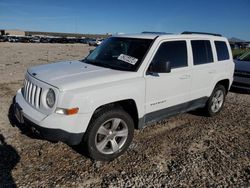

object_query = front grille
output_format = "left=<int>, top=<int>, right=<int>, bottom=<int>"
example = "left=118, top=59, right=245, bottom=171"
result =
left=23, top=79, right=42, bottom=109
left=234, top=71, right=250, bottom=78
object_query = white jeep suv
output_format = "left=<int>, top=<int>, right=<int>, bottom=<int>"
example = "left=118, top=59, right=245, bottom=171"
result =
left=14, top=32, right=234, bottom=161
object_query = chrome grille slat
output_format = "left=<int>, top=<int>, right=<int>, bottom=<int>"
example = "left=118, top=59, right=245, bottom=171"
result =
left=27, top=81, right=30, bottom=101
left=35, top=87, right=41, bottom=108
left=38, top=88, right=42, bottom=107
left=22, top=78, right=42, bottom=109
left=23, top=79, right=27, bottom=99
left=28, top=82, right=33, bottom=103
left=25, top=80, right=28, bottom=99
left=31, top=85, right=36, bottom=105
left=25, top=79, right=28, bottom=99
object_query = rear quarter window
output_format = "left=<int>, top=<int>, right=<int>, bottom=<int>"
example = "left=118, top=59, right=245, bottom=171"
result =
left=191, top=40, right=214, bottom=65
left=215, top=41, right=230, bottom=61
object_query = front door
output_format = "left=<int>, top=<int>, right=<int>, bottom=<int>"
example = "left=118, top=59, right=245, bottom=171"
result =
left=145, top=40, right=191, bottom=121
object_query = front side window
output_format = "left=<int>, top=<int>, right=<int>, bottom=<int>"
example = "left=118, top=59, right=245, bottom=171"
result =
left=215, top=41, right=229, bottom=61
left=85, top=37, right=153, bottom=71
left=191, top=40, right=213, bottom=65
left=151, top=41, right=188, bottom=69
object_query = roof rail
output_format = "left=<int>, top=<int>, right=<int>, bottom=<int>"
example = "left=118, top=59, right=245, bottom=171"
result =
left=141, top=31, right=172, bottom=35
left=181, top=31, right=222, bottom=37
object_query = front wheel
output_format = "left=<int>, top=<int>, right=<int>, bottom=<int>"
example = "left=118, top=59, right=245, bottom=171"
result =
left=83, top=107, right=134, bottom=161
left=204, top=85, right=226, bottom=116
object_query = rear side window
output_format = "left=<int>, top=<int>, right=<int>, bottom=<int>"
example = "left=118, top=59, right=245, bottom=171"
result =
left=151, top=41, right=187, bottom=69
left=191, top=40, right=213, bottom=65
left=215, top=41, right=229, bottom=61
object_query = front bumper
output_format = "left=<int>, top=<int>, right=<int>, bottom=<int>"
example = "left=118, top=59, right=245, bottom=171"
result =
left=14, top=89, right=91, bottom=145
left=22, top=116, right=84, bottom=145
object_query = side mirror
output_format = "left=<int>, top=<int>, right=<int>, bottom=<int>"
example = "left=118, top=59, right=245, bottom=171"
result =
left=149, top=61, right=171, bottom=73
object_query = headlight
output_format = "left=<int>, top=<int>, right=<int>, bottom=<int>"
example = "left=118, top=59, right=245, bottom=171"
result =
left=46, top=89, right=55, bottom=108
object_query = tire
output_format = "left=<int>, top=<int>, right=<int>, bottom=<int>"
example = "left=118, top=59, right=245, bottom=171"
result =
left=83, top=107, right=134, bottom=161
left=204, top=84, right=226, bottom=117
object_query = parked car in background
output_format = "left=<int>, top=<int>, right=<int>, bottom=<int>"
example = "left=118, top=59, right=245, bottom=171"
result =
left=96, top=39, right=104, bottom=46
left=78, top=38, right=87, bottom=44
left=40, top=37, right=52, bottom=43
left=88, top=38, right=97, bottom=46
left=18, top=36, right=31, bottom=43
left=29, top=36, right=40, bottom=43
left=0, top=35, right=8, bottom=42
left=82, top=38, right=93, bottom=44
left=88, top=38, right=103, bottom=46
left=8, top=36, right=19, bottom=42
left=232, top=51, right=250, bottom=91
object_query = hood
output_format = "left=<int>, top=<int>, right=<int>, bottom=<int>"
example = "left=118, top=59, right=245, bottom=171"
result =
left=28, top=60, right=137, bottom=91
left=234, top=60, right=250, bottom=72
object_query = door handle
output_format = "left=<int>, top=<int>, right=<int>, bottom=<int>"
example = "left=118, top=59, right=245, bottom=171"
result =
left=179, top=75, right=190, bottom=79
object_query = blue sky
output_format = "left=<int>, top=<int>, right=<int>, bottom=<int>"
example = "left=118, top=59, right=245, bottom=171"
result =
left=0, top=0, right=250, bottom=40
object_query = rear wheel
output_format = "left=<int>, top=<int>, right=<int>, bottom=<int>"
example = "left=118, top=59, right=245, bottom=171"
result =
left=83, top=107, right=134, bottom=161
left=204, top=85, right=226, bottom=116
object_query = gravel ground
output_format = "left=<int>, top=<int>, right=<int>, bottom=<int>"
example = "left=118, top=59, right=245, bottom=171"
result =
left=0, top=43, right=249, bottom=187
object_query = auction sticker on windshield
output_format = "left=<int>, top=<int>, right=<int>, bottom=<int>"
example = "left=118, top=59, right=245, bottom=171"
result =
left=118, top=54, right=138, bottom=65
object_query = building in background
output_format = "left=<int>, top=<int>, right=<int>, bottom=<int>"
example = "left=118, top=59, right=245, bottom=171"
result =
left=229, top=37, right=250, bottom=49
left=0, top=29, right=25, bottom=36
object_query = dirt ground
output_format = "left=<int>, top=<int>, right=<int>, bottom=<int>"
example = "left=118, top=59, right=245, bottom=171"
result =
left=0, top=42, right=249, bottom=187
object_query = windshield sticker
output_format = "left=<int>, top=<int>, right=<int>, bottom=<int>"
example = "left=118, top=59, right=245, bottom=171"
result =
left=118, top=54, right=138, bottom=65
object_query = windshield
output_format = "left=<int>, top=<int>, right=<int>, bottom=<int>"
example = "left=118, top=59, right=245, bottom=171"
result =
left=84, top=37, right=153, bottom=71
left=238, top=51, right=250, bottom=61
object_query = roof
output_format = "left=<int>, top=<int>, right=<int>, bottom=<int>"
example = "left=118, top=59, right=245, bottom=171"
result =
left=114, top=33, right=226, bottom=40
left=114, top=33, right=160, bottom=39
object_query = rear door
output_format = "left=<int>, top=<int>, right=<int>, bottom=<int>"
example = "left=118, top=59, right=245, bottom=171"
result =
left=189, top=40, right=215, bottom=100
